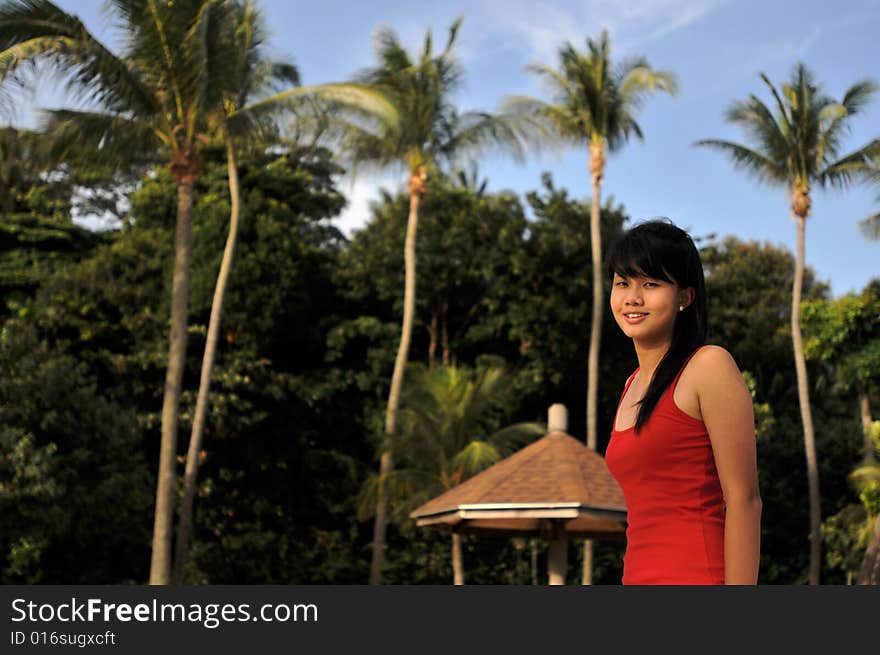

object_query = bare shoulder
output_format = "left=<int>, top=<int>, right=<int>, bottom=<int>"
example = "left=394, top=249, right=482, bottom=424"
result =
left=691, top=345, right=741, bottom=374
left=689, top=345, right=748, bottom=395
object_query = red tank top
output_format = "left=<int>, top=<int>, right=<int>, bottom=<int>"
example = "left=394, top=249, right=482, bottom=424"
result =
left=605, top=347, right=725, bottom=585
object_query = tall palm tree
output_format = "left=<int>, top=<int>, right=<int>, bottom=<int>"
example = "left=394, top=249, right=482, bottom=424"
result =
left=172, top=2, right=395, bottom=583
left=171, top=0, right=293, bottom=584
left=696, top=63, right=879, bottom=584
left=357, top=364, right=544, bottom=584
left=0, top=0, right=248, bottom=585
left=503, top=30, right=677, bottom=584
left=336, top=18, right=526, bottom=584
left=0, top=0, right=394, bottom=585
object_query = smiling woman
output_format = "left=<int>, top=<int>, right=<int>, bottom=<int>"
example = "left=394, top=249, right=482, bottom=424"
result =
left=603, top=219, right=762, bottom=585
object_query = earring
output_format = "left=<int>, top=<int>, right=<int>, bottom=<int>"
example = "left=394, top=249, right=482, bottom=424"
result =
left=679, top=305, right=684, bottom=312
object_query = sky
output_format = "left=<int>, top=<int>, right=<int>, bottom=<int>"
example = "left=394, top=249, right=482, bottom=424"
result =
left=14, top=0, right=880, bottom=298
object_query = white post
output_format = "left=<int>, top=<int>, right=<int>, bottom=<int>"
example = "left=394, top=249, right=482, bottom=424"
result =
left=548, top=404, right=568, bottom=433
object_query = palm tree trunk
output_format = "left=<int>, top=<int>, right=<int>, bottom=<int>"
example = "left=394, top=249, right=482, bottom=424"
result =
left=791, top=212, right=822, bottom=585
left=582, top=140, right=604, bottom=585
left=172, top=127, right=241, bottom=584
left=442, top=302, right=450, bottom=365
left=452, top=533, right=465, bottom=585
left=858, top=382, right=875, bottom=465
left=428, top=310, right=437, bottom=370
left=370, top=168, right=424, bottom=585
left=149, top=178, right=194, bottom=585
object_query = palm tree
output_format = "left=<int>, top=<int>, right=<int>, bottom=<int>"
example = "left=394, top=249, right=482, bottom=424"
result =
left=170, top=0, right=294, bottom=584
left=357, top=363, right=544, bottom=584
left=0, top=0, right=248, bottom=585
left=335, top=18, right=526, bottom=584
left=0, top=0, right=393, bottom=585
left=696, top=63, right=879, bottom=584
left=503, top=30, right=677, bottom=584
left=172, top=2, right=395, bottom=583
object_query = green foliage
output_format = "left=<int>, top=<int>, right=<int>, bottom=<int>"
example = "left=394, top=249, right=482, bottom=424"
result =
left=802, top=280, right=880, bottom=390
left=822, top=421, right=880, bottom=581
left=357, top=363, right=544, bottom=525
left=337, top=17, right=523, bottom=177
left=695, top=63, right=878, bottom=192
left=504, top=30, right=677, bottom=149
left=0, top=326, right=152, bottom=583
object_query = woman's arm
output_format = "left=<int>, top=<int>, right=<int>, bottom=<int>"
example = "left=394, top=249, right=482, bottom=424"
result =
left=693, top=346, right=763, bottom=585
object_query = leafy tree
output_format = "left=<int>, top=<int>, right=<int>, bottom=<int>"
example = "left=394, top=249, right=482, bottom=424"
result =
left=695, top=63, right=879, bottom=584
left=357, top=363, right=544, bottom=584
left=175, top=0, right=395, bottom=583
left=821, top=421, right=880, bottom=584
left=802, top=281, right=880, bottom=463
left=0, top=0, right=257, bottom=583
left=0, top=327, right=152, bottom=583
left=336, top=17, right=526, bottom=584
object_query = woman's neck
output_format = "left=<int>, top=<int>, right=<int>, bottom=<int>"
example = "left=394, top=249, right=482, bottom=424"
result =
left=633, top=339, right=672, bottom=384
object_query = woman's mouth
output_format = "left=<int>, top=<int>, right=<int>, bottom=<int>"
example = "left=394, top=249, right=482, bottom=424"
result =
left=623, top=312, right=648, bottom=324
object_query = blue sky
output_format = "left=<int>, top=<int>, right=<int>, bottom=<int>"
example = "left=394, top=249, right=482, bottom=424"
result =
left=18, top=0, right=880, bottom=297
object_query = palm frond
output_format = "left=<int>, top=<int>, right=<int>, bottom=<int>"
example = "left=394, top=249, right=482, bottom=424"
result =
left=618, top=63, right=679, bottom=109
left=724, top=95, right=790, bottom=168
left=450, top=440, right=502, bottom=479
left=819, top=138, right=880, bottom=189
left=444, top=111, right=527, bottom=163
left=694, top=138, right=788, bottom=184
left=234, top=82, right=398, bottom=130
left=840, top=79, right=878, bottom=116
left=0, top=0, right=158, bottom=115
left=39, top=108, right=161, bottom=168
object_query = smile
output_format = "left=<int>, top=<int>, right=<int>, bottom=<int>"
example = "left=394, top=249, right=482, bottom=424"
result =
left=623, top=313, right=648, bottom=324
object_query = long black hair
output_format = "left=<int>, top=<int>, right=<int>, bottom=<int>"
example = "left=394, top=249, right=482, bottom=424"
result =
left=606, top=219, right=708, bottom=433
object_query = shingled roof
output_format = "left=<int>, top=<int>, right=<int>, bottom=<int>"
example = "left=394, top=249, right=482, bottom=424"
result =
left=410, top=431, right=627, bottom=539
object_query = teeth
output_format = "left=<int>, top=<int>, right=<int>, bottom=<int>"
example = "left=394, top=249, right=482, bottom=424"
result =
left=625, top=313, right=645, bottom=317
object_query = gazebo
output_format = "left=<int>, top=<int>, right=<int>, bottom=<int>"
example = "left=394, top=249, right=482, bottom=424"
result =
left=410, top=404, right=627, bottom=584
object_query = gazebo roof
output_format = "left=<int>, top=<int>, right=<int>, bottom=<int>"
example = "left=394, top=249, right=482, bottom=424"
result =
left=410, top=431, right=627, bottom=539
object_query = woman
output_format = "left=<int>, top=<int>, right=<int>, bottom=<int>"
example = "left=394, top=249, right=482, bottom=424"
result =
left=604, top=219, right=762, bottom=585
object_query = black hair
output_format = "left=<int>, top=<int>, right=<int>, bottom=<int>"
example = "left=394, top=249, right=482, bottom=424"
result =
left=606, top=218, right=708, bottom=433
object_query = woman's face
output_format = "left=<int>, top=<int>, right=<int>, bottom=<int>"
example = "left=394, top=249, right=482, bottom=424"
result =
left=610, top=273, right=692, bottom=345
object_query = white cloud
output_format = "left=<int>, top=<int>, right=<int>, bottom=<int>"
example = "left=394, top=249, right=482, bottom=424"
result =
left=485, top=0, right=725, bottom=61
left=334, top=172, right=399, bottom=236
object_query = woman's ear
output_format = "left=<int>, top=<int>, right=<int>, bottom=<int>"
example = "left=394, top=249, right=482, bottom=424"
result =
left=680, top=287, right=695, bottom=308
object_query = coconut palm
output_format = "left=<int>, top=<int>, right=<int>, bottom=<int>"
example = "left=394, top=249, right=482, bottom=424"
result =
left=357, top=363, right=544, bottom=584
left=0, top=0, right=394, bottom=585
left=335, top=18, right=527, bottom=584
left=172, top=2, right=395, bottom=583
left=696, top=63, right=879, bottom=584
left=0, top=0, right=248, bottom=585
left=170, top=0, right=295, bottom=585
left=503, top=30, right=677, bottom=584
